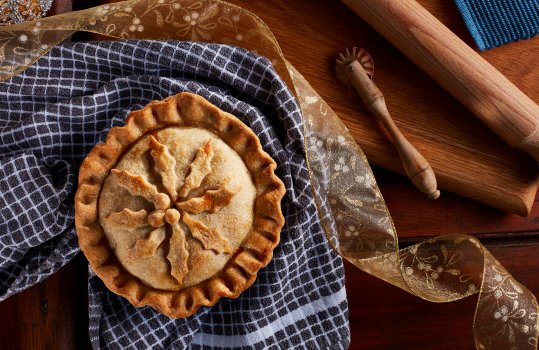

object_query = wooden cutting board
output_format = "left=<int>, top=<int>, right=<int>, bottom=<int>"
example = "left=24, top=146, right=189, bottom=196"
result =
left=94, top=0, right=539, bottom=215
left=231, top=0, right=539, bottom=216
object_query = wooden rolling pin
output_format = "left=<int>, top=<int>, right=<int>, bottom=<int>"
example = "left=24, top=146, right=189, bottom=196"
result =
left=341, top=0, right=539, bottom=163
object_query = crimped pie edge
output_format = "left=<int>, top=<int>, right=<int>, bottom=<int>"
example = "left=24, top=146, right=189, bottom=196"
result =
left=75, top=92, right=286, bottom=318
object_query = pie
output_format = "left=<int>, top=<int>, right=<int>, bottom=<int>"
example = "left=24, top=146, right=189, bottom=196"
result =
left=75, top=92, right=286, bottom=318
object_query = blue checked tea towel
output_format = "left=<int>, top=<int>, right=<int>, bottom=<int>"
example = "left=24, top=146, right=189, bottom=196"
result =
left=455, top=0, right=539, bottom=50
left=0, top=40, right=350, bottom=349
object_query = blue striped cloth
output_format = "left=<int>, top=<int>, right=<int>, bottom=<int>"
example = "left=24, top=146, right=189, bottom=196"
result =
left=455, top=0, right=539, bottom=50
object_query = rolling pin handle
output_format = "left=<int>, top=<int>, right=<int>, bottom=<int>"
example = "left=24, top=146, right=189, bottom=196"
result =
left=344, top=60, right=440, bottom=199
left=520, top=128, right=539, bottom=163
left=370, top=99, right=440, bottom=200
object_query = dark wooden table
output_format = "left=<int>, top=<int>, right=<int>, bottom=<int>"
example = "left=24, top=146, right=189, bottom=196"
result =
left=1, top=1, right=538, bottom=349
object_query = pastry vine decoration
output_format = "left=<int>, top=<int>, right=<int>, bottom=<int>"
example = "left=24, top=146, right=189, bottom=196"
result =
left=104, top=136, right=236, bottom=285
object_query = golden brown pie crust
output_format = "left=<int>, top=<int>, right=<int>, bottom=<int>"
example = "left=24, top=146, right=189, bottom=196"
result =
left=75, top=92, right=286, bottom=318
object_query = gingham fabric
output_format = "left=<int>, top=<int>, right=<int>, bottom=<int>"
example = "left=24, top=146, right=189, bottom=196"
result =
left=0, top=40, right=350, bottom=349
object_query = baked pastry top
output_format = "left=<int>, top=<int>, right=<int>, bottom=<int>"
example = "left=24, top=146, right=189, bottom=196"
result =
left=75, top=92, right=285, bottom=318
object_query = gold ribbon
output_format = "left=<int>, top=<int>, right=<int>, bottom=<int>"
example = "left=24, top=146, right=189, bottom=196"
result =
left=0, top=1, right=537, bottom=348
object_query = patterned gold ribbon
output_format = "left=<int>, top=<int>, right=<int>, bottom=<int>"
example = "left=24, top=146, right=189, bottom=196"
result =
left=0, top=1, right=537, bottom=348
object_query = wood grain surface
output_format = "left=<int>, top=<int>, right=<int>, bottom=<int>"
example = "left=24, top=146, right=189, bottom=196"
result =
left=342, top=0, right=539, bottom=164
left=0, top=1, right=538, bottom=350
left=233, top=0, right=539, bottom=216
left=345, top=243, right=539, bottom=350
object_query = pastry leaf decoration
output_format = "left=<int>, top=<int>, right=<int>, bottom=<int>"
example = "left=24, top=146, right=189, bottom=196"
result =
left=149, top=135, right=178, bottom=202
left=105, top=208, right=148, bottom=229
left=176, top=187, right=238, bottom=214
left=167, top=223, right=190, bottom=284
left=125, top=227, right=166, bottom=263
left=110, top=169, right=159, bottom=201
left=179, top=139, right=214, bottom=198
left=182, top=212, right=231, bottom=254
left=103, top=137, right=237, bottom=286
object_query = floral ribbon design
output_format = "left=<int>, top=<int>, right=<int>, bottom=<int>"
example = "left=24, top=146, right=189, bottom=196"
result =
left=0, top=1, right=537, bottom=349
